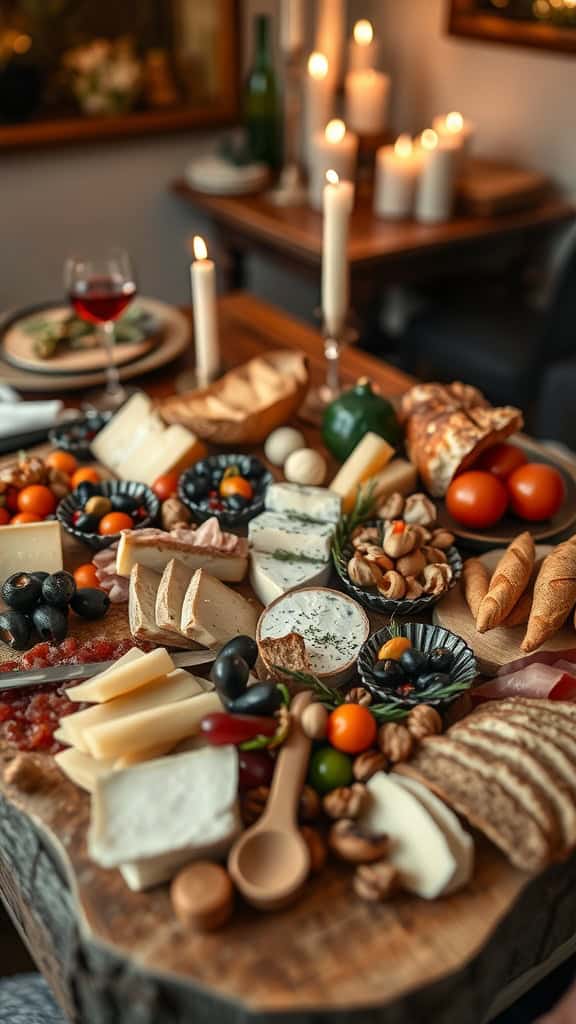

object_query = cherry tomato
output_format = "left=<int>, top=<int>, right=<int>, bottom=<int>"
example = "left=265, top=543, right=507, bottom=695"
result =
left=308, top=746, right=354, bottom=794
left=507, top=463, right=565, bottom=522
left=0, top=508, right=10, bottom=526
left=10, top=512, right=41, bottom=525
left=152, top=471, right=181, bottom=501
left=73, top=563, right=101, bottom=590
left=98, top=512, right=134, bottom=536
left=5, top=486, right=19, bottom=512
left=446, top=471, right=508, bottom=529
left=71, top=467, right=101, bottom=489
left=17, top=484, right=56, bottom=518
left=45, top=450, right=78, bottom=476
left=219, top=476, right=254, bottom=501
left=326, top=704, right=377, bottom=755
left=475, top=443, right=527, bottom=480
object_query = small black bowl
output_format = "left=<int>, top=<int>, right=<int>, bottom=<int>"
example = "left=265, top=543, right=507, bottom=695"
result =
left=179, top=453, right=272, bottom=529
left=358, top=622, right=477, bottom=709
left=56, top=479, right=160, bottom=552
left=49, top=412, right=112, bottom=463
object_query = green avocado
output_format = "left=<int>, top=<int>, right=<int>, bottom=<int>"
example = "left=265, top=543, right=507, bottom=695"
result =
left=322, top=378, right=402, bottom=462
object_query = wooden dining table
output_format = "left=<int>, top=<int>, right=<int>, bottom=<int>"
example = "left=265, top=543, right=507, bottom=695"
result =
left=2, top=291, right=576, bottom=1024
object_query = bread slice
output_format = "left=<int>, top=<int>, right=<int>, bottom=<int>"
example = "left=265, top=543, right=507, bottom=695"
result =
left=472, top=702, right=576, bottom=751
left=129, top=564, right=199, bottom=649
left=258, top=631, right=313, bottom=686
left=156, top=559, right=199, bottom=645
left=396, top=748, right=551, bottom=872
left=180, top=569, right=259, bottom=648
left=480, top=697, right=576, bottom=723
left=472, top=707, right=576, bottom=772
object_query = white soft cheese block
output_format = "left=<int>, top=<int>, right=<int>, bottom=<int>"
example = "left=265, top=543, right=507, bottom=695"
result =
left=89, top=746, right=239, bottom=888
left=115, top=531, right=247, bottom=583
left=330, top=432, right=395, bottom=513
left=181, top=569, right=259, bottom=647
left=0, top=520, right=63, bottom=582
left=361, top=774, right=460, bottom=900
left=264, top=483, right=342, bottom=524
left=249, top=511, right=334, bottom=564
left=393, top=774, right=474, bottom=894
left=67, top=647, right=174, bottom=704
left=55, top=748, right=115, bottom=793
left=59, top=668, right=208, bottom=753
left=249, top=551, right=331, bottom=608
left=83, top=690, right=221, bottom=761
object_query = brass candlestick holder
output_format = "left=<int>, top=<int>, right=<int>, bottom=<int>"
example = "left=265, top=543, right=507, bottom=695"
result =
left=268, top=46, right=307, bottom=207
left=301, top=314, right=359, bottom=423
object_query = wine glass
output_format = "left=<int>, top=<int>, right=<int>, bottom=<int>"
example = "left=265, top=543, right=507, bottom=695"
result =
left=65, top=249, right=137, bottom=410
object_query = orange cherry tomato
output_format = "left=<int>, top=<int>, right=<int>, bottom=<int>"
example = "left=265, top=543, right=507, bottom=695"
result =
left=219, top=476, right=254, bottom=501
left=507, top=463, right=565, bottom=522
left=98, top=511, right=134, bottom=536
left=17, top=484, right=56, bottom=518
left=326, top=704, right=377, bottom=755
left=73, top=563, right=101, bottom=589
left=5, top=486, right=19, bottom=512
left=71, top=467, right=101, bottom=489
left=11, top=512, right=41, bottom=525
left=152, top=471, right=181, bottom=502
left=446, top=471, right=508, bottom=530
left=45, top=450, right=78, bottom=476
left=0, top=508, right=10, bottom=526
left=475, top=443, right=527, bottom=480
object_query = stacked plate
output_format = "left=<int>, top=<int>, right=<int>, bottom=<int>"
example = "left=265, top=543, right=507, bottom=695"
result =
left=185, top=155, right=269, bottom=196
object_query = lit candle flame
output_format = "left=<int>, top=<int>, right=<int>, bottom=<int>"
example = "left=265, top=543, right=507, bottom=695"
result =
left=421, top=129, right=439, bottom=152
left=395, top=134, right=413, bottom=158
left=193, top=235, right=208, bottom=261
left=325, top=119, right=346, bottom=144
left=326, top=169, right=340, bottom=186
left=353, top=19, right=374, bottom=45
left=445, top=111, right=464, bottom=134
left=308, top=51, right=329, bottom=79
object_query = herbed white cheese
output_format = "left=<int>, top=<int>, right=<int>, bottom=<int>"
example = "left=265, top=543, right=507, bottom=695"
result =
left=249, top=550, right=331, bottom=607
left=264, top=482, right=342, bottom=524
left=249, top=511, right=335, bottom=563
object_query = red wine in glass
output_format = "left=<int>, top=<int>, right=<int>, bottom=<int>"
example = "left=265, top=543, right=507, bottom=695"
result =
left=69, top=276, right=137, bottom=324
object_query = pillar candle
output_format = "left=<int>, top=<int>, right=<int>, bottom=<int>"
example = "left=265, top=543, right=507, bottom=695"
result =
left=303, top=52, right=334, bottom=168
left=414, top=130, right=457, bottom=225
left=190, top=235, right=219, bottom=384
left=374, top=135, right=422, bottom=220
left=315, top=0, right=345, bottom=85
left=322, top=170, right=351, bottom=339
left=309, top=119, right=358, bottom=211
left=348, top=20, right=379, bottom=72
left=345, top=69, right=390, bottom=135
left=280, top=0, right=305, bottom=55
left=432, top=111, right=475, bottom=173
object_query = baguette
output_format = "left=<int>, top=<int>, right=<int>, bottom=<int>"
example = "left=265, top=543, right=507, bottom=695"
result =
left=462, top=558, right=490, bottom=620
left=500, top=557, right=542, bottom=628
left=476, top=532, right=534, bottom=633
left=522, top=536, right=576, bottom=652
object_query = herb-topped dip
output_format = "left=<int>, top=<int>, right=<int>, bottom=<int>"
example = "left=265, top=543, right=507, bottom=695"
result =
left=256, top=587, right=370, bottom=686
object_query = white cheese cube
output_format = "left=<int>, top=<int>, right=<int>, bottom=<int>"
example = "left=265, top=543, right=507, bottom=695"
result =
left=249, top=511, right=334, bottom=564
left=249, top=551, right=331, bottom=608
left=264, top=483, right=342, bottom=524
left=0, top=521, right=63, bottom=582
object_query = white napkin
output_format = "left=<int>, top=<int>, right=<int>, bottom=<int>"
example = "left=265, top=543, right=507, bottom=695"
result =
left=0, top=386, right=63, bottom=440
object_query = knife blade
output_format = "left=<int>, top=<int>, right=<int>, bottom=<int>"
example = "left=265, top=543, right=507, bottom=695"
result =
left=0, top=649, right=218, bottom=692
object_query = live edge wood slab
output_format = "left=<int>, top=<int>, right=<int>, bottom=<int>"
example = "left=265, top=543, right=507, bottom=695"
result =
left=2, top=293, right=576, bottom=1022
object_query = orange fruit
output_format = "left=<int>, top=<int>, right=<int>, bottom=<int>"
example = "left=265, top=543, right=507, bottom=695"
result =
left=45, top=450, right=78, bottom=476
left=152, top=471, right=181, bottom=501
left=219, top=476, right=254, bottom=501
left=0, top=508, right=10, bottom=526
left=326, top=704, right=377, bottom=755
left=17, top=484, right=56, bottom=518
left=10, top=512, right=41, bottom=525
left=98, top=512, right=134, bottom=536
left=71, top=467, right=101, bottom=489
left=73, top=563, right=101, bottom=589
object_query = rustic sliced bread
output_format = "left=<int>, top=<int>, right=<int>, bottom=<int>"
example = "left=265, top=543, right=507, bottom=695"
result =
left=473, top=709, right=576, bottom=772
left=129, top=565, right=199, bottom=649
left=472, top=703, right=576, bottom=753
left=479, top=697, right=576, bottom=723
left=396, top=747, right=551, bottom=872
left=257, top=631, right=313, bottom=686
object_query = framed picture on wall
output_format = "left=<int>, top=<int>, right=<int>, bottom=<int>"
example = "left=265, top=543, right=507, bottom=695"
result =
left=448, top=0, right=576, bottom=54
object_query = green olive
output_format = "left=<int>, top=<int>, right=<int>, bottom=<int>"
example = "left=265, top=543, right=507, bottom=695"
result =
left=85, top=495, right=112, bottom=518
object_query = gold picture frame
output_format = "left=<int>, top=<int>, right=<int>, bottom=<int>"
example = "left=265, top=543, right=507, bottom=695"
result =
left=448, top=0, right=576, bottom=54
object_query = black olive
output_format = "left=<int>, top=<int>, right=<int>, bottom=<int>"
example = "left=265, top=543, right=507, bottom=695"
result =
left=42, top=571, right=77, bottom=609
left=0, top=610, right=32, bottom=650
left=400, top=648, right=429, bottom=678
left=31, top=571, right=50, bottom=585
left=1, top=572, right=42, bottom=612
left=70, top=588, right=110, bottom=620
left=372, top=661, right=406, bottom=688
left=225, top=494, right=249, bottom=513
left=110, top=493, right=139, bottom=514
left=219, top=635, right=259, bottom=668
left=246, top=456, right=266, bottom=479
left=210, top=654, right=250, bottom=702
left=377, top=659, right=405, bottom=683
left=193, top=460, right=211, bottom=479
left=75, top=481, right=101, bottom=503
left=427, top=647, right=455, bottom=673
left=184, top=478, right=209, bottom=502
left=228, top=683, right=283, bottom=717
left=415, top=671, right=452, bottom=692
left=32, top=605, right=69, bottom=644
left=75, top=512, right=100, bottom=533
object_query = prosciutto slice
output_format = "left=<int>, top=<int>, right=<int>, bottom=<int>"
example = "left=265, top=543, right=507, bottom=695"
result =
left=472, top=662, right=576, bottom=704
left=93, top=544, right=129, bottom=604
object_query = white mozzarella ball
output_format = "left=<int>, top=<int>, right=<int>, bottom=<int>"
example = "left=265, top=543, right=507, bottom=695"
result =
left=284, top=448, right=327, bottom=486
left=264, top=426, right=306, bottom=467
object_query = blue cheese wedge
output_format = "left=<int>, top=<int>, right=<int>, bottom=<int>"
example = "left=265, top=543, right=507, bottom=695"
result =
left=264, top=483, right=342, bottom=524
left=249, top=551, right=331, bottom=607
left=249, top=511, right=334, bottom=564
left=257, top=587, right=369, bottom=686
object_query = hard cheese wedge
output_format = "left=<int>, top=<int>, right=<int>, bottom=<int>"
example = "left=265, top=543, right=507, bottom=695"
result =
left=0, top=520, right=63, bottom=582
left=83, top=690, right=221, bottom=760
left=115, top=530, right=247, bottom=583
left=67, top=647, right=174, bottom=704
left=129, top=563, right=200, bottom=649
left=89, top=745, right=239, bottom=890
left=369, top=459, right=419, bottom=503
left=181, top=569, right=259, bottom=647
left=55, top=748, right=115, bottom=794
left=156, top=559, right=193, bottom=638
left=249, top=511, right=334, bottom=563
left=264, top=483, right=342, bottom=524
left=329, top=431, right=395, bottom=513
left=249, top=550, right=331, bottom=607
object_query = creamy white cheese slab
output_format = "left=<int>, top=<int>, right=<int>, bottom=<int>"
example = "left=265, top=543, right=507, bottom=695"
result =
left=249, top=551, right=331, bottom=607
left=249, top=511, right=334, bottom=564
left=264, top=483, right=342, bottom=524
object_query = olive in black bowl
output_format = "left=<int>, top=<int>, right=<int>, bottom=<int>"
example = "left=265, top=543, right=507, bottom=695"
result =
left=1, top=572, right=43, bottom=612
left=48, top=412, right=112, bottom=463
left=179, top=454, right=272, bottom=528
left=56, top=479, right=160, bottom=552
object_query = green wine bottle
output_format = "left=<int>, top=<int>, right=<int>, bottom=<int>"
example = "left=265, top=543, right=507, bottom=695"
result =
left=244, top=15, right=281, bottom=169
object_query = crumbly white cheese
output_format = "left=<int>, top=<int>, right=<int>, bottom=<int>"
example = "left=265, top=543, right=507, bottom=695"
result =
left=264, top=483, right=342, bottom=524
left=249, top=511, right=334, bottom=564
left=249, top=551, right=331, bottom=607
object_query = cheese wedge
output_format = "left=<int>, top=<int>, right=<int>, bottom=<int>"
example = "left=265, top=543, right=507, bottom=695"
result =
left=181, top=569, right=259, bottom=647
left=249, top=551, right=331, bottom=607
left=367, top=458, right=419, bottom=504
left=67, top=647, right=174, bottom=704
left=264, top=483, right=342, bottom=524
left=156, top=559, right=193, bottom=638
left=0, top=520, right=63, bottom=582
left=55, top=748, right=115, bottom=793
left=114, top=742, right=176, bottom=769
left=83, top=690, right=221, bottom=760
left=115, top=530, right=247, bottom=583
left=129, top=563, right=201, bottom=649
left=330, top=432, right=395, bottom=513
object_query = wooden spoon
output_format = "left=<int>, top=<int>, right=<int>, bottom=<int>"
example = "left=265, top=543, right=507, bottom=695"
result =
left=228, top=690, right=313, bottom=910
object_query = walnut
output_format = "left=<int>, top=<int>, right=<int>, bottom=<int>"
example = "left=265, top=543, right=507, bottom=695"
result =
left=299, top=785, right=322, bottom=822
left=354, top=861, right=400, bottom=902
left=47, top=469, right=71, bottom=499
left=377, top=492, right=405, bottom=521
left=345, top=686, right=372, bottom=707
left=378, top=723, right=414, bottom=763
left=241, top=785, right=269, bottom=825
left=396, top=549, right=426, bottom=579
left=347, top=555, right=374, bottom=588
left=404, top=576, right=424, bottom=600
left=423, top=562, right=453, bottom=596
left=352, top=525, right=380, bottom=548
left=403, top=493, right=437, bottom=527
left=161, top=497, right=192, bottom=531
left=328, top=819, right=390, bottom=864
left=301, top=702, right=329, bottom=741
left=323, top=783, right=367, bottom=820
left=421, top=545, right=448, bottom=565
left=377, top=570, right=406, bottom=600
left=353, top=750, right=388, bottom=782
left=301, top=826, right=327, bottom=873
left=407, top=704, right=443, bottom=741
left=429, top=528, right=455, bottom=550
left=382, top=522, right=418, bottom=558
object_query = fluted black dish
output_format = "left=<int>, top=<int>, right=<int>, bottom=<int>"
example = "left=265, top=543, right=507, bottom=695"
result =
left=179, top=453, right=272, bottom=529
left=49, top=411, right=112, bottom=462
left=57, top=479, right=159, bottom=552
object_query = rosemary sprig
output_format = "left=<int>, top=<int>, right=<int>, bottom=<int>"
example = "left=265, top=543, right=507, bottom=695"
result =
left=272, top=666, right=341, bottom=709
left=331, top=483, right=378, bottom=566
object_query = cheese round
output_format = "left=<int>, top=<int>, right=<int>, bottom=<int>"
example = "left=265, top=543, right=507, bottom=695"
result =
left=284, top=448, right=327, bottom=486
left=264, top=427, right=306, bottom=467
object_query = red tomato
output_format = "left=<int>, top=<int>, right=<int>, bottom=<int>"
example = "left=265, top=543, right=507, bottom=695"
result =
left=446, top=471, right=508, bottom=529
left=98, top=512, right=134, bottom=536
left=220, top=476, right=254, bottom=501
left=475, top=443, right=527, bottom=480
left=507, top=463, right=565, bottom=522
left=71, top=467, right=101, bottom=489
left=11, top=512, right=41, bottom=525
left=45, top=450, right=78, bottom=476
left=73, top=564, right=101, bottom=589
left=326, top=704, right=377, bottom=754
left=152, top=471, right=181, bottom=501
left=0, top=508, right=10, bottom=526
left=5, top=486, right=19, bottom=512
left=17, top=484, right=56, bottom=518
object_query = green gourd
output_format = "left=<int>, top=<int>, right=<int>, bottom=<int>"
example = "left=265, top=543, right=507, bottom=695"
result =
left=322, top=379, right=401, bottom=462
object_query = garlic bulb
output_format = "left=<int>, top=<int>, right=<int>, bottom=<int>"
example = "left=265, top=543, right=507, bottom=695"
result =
left=284, top=448, right=327, bottom=486
left=264, top=427, right=306, bottom=467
